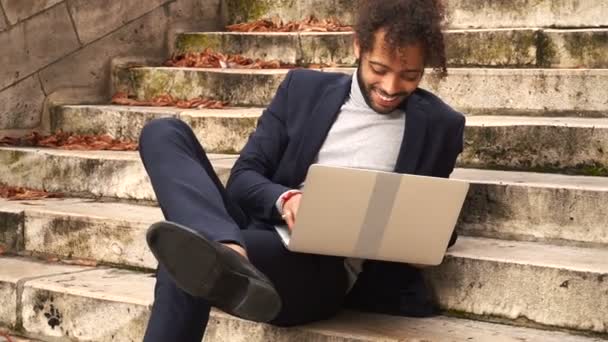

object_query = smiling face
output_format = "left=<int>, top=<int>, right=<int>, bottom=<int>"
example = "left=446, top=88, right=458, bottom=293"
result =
left=354, top=29, right=425, bottom=114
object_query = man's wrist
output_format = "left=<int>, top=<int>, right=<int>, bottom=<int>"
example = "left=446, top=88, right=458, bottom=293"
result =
left=275, top=189, right=302, bottom=215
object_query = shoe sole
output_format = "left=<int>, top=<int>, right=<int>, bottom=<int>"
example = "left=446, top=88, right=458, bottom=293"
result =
left=146, top=221, right=282, bottom=322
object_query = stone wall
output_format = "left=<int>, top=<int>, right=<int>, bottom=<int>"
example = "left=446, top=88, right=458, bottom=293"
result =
left=0, top=0, right=221, bottom=136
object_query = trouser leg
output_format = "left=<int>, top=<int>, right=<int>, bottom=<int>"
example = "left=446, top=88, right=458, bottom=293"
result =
left=241, top=228, right=348, bottom=327
left=143, top=265, right=211, bottom=342
left=139, top=118, right=347, bottom=341
left=139, top=117, right=248, bottom=245
left=139, top=118, right=247, bottom=342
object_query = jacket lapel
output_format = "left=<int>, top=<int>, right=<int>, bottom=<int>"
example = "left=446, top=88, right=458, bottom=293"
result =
left=395, top=92, right=428, bottom=174
left=293, top=75, right=352, bottom=184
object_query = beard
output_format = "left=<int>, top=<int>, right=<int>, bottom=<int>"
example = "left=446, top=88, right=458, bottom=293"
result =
left=356, top=60, right=409, bottom=115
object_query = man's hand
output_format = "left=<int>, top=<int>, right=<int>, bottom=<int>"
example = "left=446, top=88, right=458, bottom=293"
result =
left=282, top=193, right=302, bottom=231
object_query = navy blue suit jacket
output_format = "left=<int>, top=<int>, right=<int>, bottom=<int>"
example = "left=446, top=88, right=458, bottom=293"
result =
left=226, top=69, right=465, bottom=316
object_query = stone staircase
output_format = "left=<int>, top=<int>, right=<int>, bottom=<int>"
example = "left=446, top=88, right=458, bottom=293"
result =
left=1, top=0, right=607, bottom=341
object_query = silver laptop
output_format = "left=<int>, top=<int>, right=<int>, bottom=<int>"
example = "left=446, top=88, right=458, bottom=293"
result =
left=275, top=164, right=470, bottom=265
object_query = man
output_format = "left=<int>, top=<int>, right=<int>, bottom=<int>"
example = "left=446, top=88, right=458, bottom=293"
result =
left=139, top=0, right=464, bottom=340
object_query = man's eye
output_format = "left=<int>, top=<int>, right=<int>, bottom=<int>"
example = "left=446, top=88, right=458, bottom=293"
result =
left=371, top=67, right=386, bottom=75
left=401, top=71, right=421, bottom=81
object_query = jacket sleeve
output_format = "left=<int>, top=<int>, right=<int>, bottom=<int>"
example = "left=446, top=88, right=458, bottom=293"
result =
left=435, top=113, right=466, bottom=178
left=225, top=71, right=295, bottom=223
left=436, top=113, right=466, bottom=248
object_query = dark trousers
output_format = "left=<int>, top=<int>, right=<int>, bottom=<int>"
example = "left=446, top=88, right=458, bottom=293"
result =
left=139, top=118, right=348, bottom=342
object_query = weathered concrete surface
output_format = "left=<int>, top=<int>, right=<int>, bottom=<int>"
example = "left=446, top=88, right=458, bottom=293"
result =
left=39, top=87, right=107, bottom=134
left=177, top=29, right=608, bottom=68
left=128, top=67, right=287, bottom=107
left=0, top=257, right=90, bottom=329
left=177, top=30, right=536, bottom=67
left=427, top=237, right=608, bottom=333
left=182, top=109, right=260, bottom=154
left=1, top=256, right=598, bottom=341
left=224, top=0, right=357, bottom=28
left=0, top=3, right=79, bottom=90
left=166, top=0, right=223, bottom=55
left=0, top=333, right=42, bottom=342
left=24, top=199, right=161, bottom=269
left=53, top=106, right=608, bottom=174
left=0, top=147, right=154, bottom=201
left=208, top=310, right=605, bottom=341
left=445, top=29, right=536, bottom=67
left=460, top=116, right=608, bottom=176
left=51, top=105, right=180, bottom=141
left=1, top=169, right=606, bottom=268
left=0, top=76, right=45, bottom=130
left=0, top=5, right=8, bottom=31
left=176, top=32, right=357, bottom=66
left=411, top=69, right=608, bottom=117
left=0, top=147, right=236, bottom=201
left=445, top=0, right=608, bottom=29
left=543, top=29, right=608, bottom=69
left=39, top=6, right=168, bottom=101
left=452, top=169, right=608, bottom=247
left=53, top=105, right=262, bottom=153
left=0, top=198, right=159, bottom=269
left=21, top=268, right=153, bottom=341
left=66, top=0, right=169, bottom=44
left=124, top=68, right=608, bottom=116
left=0, top=202, right=24, bottom=253
left=0, top=0, right=62, bottom=25
left=5, top=255, right=607, bottom=341
left=110, top=56, right=165, bottom=96
left=224, top=0, right=608, bottom=28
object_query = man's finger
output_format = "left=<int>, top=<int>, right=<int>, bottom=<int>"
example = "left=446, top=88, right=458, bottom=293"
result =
left=284, top=210, right=296, bottom=231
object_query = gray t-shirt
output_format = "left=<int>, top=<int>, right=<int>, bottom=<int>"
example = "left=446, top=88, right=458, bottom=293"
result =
left=315, top=70, right=406, bottom=291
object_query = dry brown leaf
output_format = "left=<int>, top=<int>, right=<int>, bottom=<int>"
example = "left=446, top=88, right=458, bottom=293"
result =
left=164, top=48, right=299, bottom=70
left=0, top=184, right=63, bottom=201
left=112, top=91, right=230, bottom=109
left=0, top=331, right=14, bottom=342
left=226, top=15, right=352, bottom=32
left=0, top=131, right=138, bottom=151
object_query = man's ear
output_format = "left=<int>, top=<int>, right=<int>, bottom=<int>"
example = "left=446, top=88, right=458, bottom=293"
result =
left=353, top=36, right=361, bottom=60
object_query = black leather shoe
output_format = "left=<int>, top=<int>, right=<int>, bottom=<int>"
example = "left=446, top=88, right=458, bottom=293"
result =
left=146, top=221, right=282, bottom=322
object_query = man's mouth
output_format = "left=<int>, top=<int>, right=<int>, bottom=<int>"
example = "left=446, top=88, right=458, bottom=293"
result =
left=373, top=89, right=403, bottom=107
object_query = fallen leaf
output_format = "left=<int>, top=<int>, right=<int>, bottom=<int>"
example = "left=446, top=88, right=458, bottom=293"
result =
left=0, top=131, right=139, bottom=151
left=0, top=185, right=63, bottom=201
left=111, top=92, right=230, bottom=110
left=0, top=331, right=14, bottom=342
left=227, top=15, right=352, bottom=32
left=164, top=48, right=298, bottom=69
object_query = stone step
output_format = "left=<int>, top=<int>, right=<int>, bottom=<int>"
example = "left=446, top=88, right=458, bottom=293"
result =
left=0, top=147, right=236, bottom=201
left=52, top=106, right=608, bottom=175
left=1, top=256, right=605, bottom=341
left=427, top=236, right=608, bottom=334
left=121, top=67, right=608, bottom=117
left=0, top=334, right=41, bottom=342
left=1, top=170, right=606, bottom=268
left=452, top=168, right=608, bottom=248
left=51, top=105, right=261, bottom=154
left=175, top=29, right=608, bottom=68
left=224, top=0, right=608, bottom=29
left=0, top=198, right=161, bottom=269
left=462, top=116, right=608, bottom=176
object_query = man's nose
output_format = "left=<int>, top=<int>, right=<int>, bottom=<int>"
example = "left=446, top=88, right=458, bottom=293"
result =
left=380, top=76, right=400, bottom=96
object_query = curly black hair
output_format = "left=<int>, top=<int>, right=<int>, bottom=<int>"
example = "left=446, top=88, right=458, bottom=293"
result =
left=355, top=0, right=447, bottom=77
